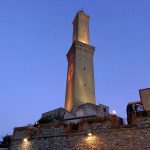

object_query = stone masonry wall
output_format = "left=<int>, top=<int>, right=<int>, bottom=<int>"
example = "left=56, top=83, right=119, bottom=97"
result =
left=10, top=117, right=150, bottom=150
left=10, top=127, right=150, bottom=150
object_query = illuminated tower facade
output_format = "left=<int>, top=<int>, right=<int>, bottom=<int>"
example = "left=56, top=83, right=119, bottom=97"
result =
left=65, top=11, right=96, bottom=112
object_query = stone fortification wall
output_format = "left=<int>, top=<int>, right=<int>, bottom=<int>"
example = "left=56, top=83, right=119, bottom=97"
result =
left=10, top=117, right=150, bottom=150
left=10, top=127, right=150, bottom=150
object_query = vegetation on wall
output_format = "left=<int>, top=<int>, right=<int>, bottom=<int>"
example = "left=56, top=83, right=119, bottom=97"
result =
left=34, top=115, right=64, bottom=126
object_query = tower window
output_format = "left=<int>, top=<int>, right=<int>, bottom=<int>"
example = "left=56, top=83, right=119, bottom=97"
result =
left=103, top=108, right=106, bottom=112
left=84, top=84, right=87, bottom=86
left=84, top=67, right=86, bottom=70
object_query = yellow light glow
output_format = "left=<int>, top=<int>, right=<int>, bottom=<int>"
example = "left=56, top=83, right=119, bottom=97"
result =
left=88, top=133, right=92, bottom=136
left=80, top=40, right=89, bottom=45
left=85, top=135, right=98, bottom=144
left=113, top=110, right=117, bottom=115
left=23, top=138, right=28, bottom=142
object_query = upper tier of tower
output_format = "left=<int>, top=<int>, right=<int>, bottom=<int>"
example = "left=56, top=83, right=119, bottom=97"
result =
left=72, top=10, right=90, bottom=45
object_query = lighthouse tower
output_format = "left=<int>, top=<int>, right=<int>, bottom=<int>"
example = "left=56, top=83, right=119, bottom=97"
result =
left=65, top=11, right=96, bottom=112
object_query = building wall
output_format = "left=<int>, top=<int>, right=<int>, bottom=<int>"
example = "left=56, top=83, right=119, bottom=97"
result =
left=10, top=117, right=150, bottom=150
left=74, top=42, right=95, bottom=110
left=72, top=11, right=90, bottom=45
left=76, top=103, right=109, bottom=117
left=41, top=107, right=75, bottom=119
left=65, top=45, right=75, bottom=112
left=42, top=108, right=65, bottom=118
left=140, top=88, right=150, bottom=111
left=65, top=41, right=95, bottom=112
left=10, top=127, right=150, bottom=150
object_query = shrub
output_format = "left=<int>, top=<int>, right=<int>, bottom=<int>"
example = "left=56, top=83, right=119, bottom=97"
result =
left=0, top=135, right=11, bottom=148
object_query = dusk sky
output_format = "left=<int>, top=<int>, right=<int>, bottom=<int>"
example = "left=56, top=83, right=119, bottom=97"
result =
left=0, top=0, right=150, bottom=138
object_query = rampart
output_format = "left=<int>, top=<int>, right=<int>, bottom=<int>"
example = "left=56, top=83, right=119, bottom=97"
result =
left=10, top=116, right=150, bottom=150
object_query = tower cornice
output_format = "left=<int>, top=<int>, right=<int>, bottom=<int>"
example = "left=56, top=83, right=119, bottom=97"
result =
left=67, top=41, right=95, bottom=61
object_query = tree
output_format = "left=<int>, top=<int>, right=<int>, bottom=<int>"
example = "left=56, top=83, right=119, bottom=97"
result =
left=0, top=135, right=11, bottom=148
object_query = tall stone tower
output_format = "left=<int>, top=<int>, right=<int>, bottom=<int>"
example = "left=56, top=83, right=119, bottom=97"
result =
left=65, top=11, right=96, bottom=112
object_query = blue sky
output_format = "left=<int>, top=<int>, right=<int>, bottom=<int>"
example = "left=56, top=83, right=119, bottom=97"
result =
left=0, top=0, right=150, bottom=138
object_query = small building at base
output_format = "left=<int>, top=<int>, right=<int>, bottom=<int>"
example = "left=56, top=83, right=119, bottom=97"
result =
left=40, top=103, right=109, bottom=121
